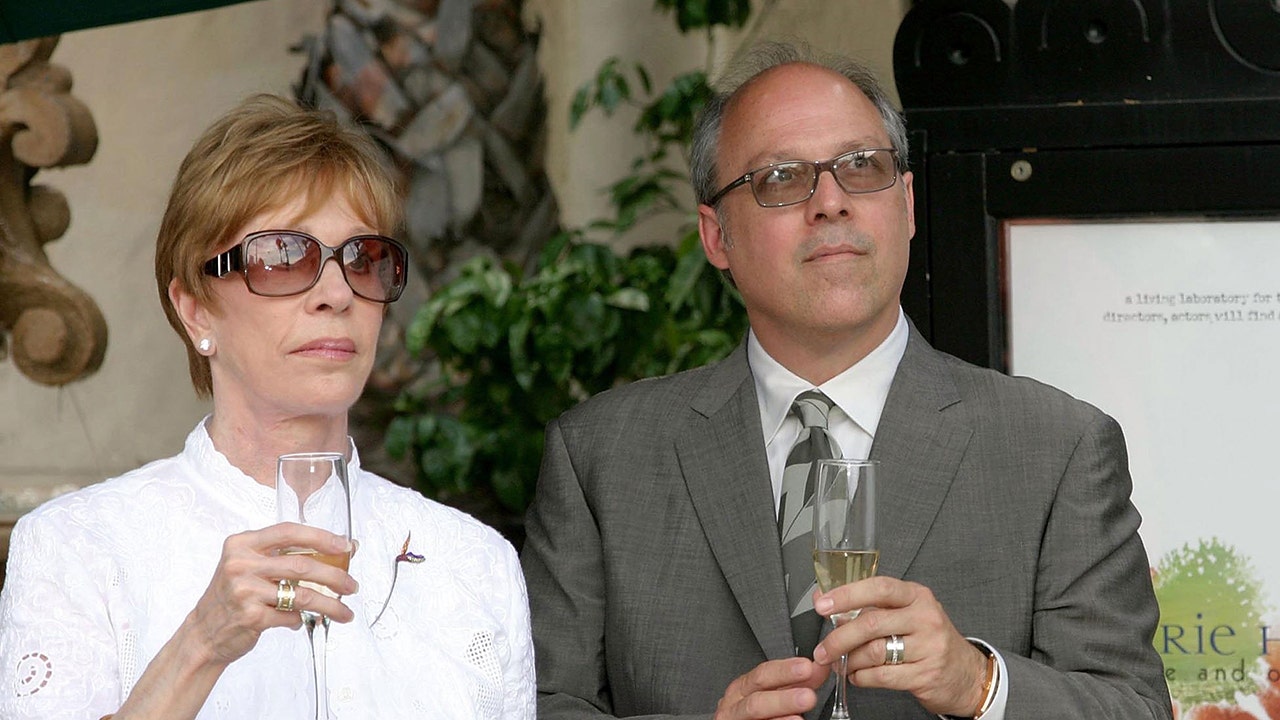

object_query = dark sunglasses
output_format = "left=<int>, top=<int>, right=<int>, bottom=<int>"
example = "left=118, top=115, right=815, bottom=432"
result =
left=202, top=230, right=409, bottom=303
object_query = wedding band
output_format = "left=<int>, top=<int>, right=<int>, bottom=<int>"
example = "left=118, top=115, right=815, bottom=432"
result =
left=275, top=579, right=297, bottom=612
left=885, top=634, right=905, bottom=665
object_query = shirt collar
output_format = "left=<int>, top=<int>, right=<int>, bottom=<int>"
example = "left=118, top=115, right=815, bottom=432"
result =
left=749, top=308, right=909, bottom=445
left=185, top=415, right=363, bottom=498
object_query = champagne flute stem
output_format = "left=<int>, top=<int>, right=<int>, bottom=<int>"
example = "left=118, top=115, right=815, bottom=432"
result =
left=830, top=614, right=851, bottom=720
left=831, top=651, right=850, bottom=720
left=304, top=612, right=330, bottom=720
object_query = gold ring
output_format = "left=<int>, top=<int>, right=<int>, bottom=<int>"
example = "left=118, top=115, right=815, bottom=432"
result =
left=885, top=634, right=905, bottom=665
left=275, top=579, right=296, bottom=612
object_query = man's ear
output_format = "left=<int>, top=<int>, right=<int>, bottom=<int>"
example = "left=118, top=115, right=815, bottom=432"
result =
left=697, top=204, right=731, bottom=271
left=901, top=170, right=916, bottom=240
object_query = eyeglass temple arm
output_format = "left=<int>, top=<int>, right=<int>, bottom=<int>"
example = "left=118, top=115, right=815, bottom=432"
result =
left=202, top=247, right=243, bottom=278
left=707, top=175, right=751, bottom=206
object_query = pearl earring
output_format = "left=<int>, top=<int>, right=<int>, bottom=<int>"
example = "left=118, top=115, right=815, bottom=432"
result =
left=198, top=338, right=212, bottom=353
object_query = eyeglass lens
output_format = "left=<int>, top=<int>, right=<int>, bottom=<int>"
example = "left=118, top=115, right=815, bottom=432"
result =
left=751, top=149, right=897, bottom=206
left=244, top=232, right=406, bottom=302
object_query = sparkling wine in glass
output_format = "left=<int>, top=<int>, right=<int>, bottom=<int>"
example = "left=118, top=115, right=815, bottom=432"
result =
left=276, top=452, right=351, bottom=720
left=813, top=458, right=878, bottom=720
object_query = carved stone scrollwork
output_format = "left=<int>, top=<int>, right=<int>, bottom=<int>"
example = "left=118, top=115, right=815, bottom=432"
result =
left=0, top=36, right=104, bottom=386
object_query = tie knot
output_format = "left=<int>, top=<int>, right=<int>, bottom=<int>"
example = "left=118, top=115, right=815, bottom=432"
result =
left=791, top=390, right=834, bottom=430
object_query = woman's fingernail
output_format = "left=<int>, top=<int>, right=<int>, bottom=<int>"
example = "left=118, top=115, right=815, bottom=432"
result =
left=815, top=597, right=834, bottom=614
left=813, top=645, right=829, bottom=663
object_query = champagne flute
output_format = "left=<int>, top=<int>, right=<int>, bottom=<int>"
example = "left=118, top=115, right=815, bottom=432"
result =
left=276, top=452, right=352, bottom=720
left=813, top=459, right=878, bottom=720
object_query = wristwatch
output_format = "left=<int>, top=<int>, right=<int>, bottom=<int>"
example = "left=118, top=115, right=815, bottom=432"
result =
left=943, top=640, right=999, bottom=720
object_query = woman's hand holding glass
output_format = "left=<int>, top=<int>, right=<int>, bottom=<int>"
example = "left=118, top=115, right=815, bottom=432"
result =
left=185, top=522, right=356, bottom=666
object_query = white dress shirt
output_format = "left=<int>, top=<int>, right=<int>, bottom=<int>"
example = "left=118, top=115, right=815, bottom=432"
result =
left=749, top=309, right=909, bottom=511
left=0, top=420, right=535, bottom=719
left=746, top=308, right=1009, bottom=720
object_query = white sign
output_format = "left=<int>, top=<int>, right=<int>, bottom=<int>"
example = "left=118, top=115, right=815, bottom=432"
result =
left=1006, top=219, right=1280, bottom=714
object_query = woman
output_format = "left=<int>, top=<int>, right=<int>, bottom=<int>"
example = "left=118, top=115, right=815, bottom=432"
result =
left=0, top=95, right=534, bottom=718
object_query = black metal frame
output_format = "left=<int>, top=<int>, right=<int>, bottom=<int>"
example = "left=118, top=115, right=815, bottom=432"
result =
left=893, top=0, right=1280, bottom=371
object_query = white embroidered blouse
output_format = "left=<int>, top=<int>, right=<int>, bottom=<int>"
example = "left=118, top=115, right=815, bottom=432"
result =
left=0, top=422, right=535, bottom=719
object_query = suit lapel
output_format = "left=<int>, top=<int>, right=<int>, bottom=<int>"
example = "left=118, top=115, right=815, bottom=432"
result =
left=869, top=326, right=973, bottom=581
left=677, top=345, right=795, bottom=660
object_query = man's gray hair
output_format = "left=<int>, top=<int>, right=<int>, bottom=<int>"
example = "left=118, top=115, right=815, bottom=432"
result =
left=689, top=41, right=910, bottom=207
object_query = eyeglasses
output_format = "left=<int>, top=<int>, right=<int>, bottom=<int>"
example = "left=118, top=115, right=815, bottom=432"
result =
left=202, top=230, right=409, bottom=303
left=707, top=147, right=901, bottom=208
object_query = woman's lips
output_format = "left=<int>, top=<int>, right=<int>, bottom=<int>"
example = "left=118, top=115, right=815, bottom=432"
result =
left=292, top=338, right=357, bottom=360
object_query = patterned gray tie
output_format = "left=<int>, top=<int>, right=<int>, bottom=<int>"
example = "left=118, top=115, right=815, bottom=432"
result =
left=779, top=390, right=841, bottom=658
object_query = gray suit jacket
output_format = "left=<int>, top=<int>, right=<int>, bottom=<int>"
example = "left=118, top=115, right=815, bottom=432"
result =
left=521, top=327, right=1172, bottom=719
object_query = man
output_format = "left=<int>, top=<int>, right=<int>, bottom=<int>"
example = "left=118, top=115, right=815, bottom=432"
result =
left=521, top=41, right=1172, bottom=720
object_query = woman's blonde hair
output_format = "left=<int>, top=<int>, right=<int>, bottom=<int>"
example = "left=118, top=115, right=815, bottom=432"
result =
left=155, top=94, right=403, bottom=397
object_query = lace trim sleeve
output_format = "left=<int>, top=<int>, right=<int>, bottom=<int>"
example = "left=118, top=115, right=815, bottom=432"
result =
left=0, top=509, right=122, bottom=718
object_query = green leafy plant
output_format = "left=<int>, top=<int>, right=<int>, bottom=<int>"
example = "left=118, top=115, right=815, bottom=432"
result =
left=386, top=0, right=774, bottom=524
left=388, top=232, right=745, bottom=513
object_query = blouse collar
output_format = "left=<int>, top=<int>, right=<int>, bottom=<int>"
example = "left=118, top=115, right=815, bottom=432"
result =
left=182, top=416, right=363, bottom=519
